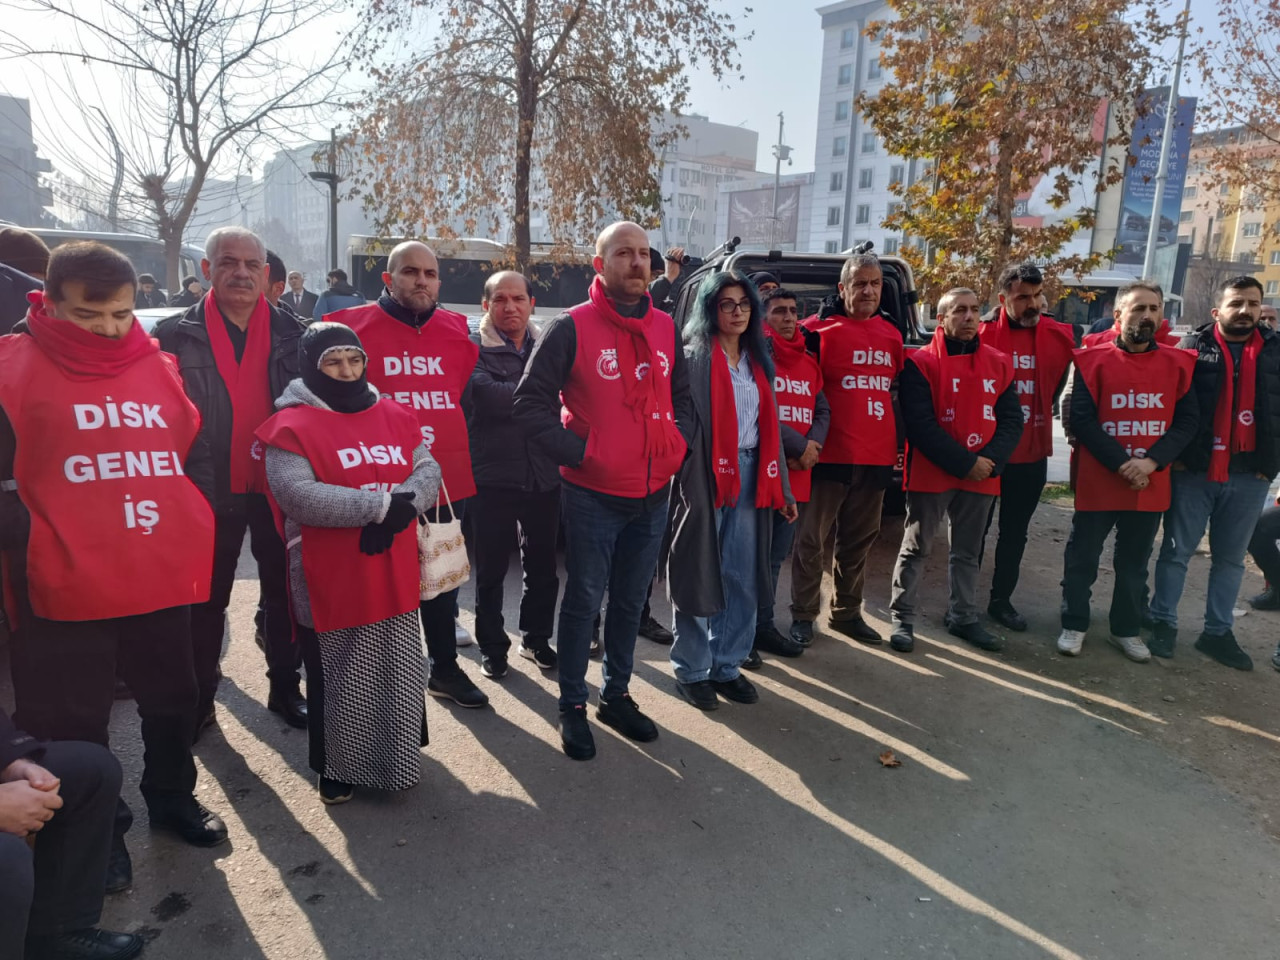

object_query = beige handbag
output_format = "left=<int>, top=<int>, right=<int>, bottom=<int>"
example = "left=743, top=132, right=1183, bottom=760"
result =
left=418, top=478, right=470, bottom=601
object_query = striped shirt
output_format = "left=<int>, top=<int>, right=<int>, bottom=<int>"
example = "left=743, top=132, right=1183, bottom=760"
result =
left=728, top=351, right=760, bottom=449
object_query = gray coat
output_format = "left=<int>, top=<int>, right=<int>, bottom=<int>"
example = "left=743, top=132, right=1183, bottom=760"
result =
left=666, top=345, right=794, bottom=619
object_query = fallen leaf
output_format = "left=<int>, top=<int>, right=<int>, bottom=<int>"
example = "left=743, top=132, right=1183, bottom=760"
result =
left=878, top=750, right=902, bottom=768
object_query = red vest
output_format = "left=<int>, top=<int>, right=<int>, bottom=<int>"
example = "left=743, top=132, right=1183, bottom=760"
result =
left=812, top=315, right=903, bottom=466
left=905, top=337, right=1013, bottom=495
left=1071, top=344, right=1195, bottom=512
left=1083, top=319, right=1180, bottom=349
left=768, top=334, right=822, bottom=502
left=257, top=399, right=422, bottom=632
left=0, top=335, right=214, bottom=622
left=978, top=313, right=1075, bottom=463
left=344, top=303, right=479, bottom=499
left=560, top=301, right=686, bottom=498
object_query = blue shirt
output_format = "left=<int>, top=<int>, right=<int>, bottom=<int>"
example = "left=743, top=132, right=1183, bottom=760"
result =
left=729, top=351, right=760, bottom=450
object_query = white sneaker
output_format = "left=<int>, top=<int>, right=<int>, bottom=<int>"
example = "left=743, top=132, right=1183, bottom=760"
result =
left=455, top=619, right=473, bottom=647
left=1056, top=629, right=1085, bottom=656
left=1108, top=634, right=1150, bottom=663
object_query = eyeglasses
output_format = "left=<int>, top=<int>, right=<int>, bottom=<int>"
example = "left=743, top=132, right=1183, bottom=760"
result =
left=717, top=299, right=752, bottom=315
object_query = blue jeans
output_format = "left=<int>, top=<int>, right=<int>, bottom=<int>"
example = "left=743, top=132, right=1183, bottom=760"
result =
left=672, top=449, right=761, bottom=683
left=757, top=505, right=797, bottom=629
left=556, top=482, right=667, bottom=710
left=1151, top=470, right=1272, bottom=636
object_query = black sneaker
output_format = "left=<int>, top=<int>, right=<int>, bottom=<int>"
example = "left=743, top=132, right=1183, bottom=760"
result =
left=638, top=614, right=674, bottom=645
left=1195, top=630, right=1253, bottom=671
left=889, top=622, right=915, bottom=653
left=559, top=704, right=596, bottom=761
left=427, top=669, right=490, bottom=708
left=789, top=619, right=815, bottom=646
left=1146, top=620, right=1177, bottom=659
left=148, top=797, right=228, bottom=847
left=480, top=654, right=508, bottom=679
left=987, top=599, right=1028, bottom=632
left=1249, top=585, right=1280, bottom=610
left=674, top=679, right=719, bottom=711
left=319, top=776, right=353, bottom=805
left=710, top=674, right=758, bottom=704
left=742, top=647, right=762, bottom=671
left=27, top=927, right=143, bottom=960
left=756, top=624, right=804, bottom=658
left=104, top=835, right=132, bottom=895
left=596, top=694, right=658, bottom=742
left=828, top=616, right=883, bottom=645
left=947, top=619, right=1002, bottom=652
left=519, top=641, right=557, bottom=670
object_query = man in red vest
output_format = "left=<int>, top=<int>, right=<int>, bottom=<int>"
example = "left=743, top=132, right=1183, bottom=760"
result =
left=889, top=288, right=1022, bottom=653
left=155, top=227, right=305, bottom=736
left=514, top=221, right=693, bottom=761
left=977, top=263, right=1076, bottom=632
left=0, top=242, right=228, bottom=898
left=327, top=241, right=487, bottom=708
left=1059, top=282, right=1198, bottom=660
left=790, top=254, right=902, bottom=647
left=754, top=286, right=829, bottom=664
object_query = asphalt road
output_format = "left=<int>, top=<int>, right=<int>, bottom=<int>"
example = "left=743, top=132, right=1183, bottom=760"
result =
left=46, top=509, right=1276, bottom=960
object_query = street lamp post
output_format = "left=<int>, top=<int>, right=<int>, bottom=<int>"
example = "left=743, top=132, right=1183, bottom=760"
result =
left=770, top=113, right=792, bottom=250
left=1141, top=0, right=1192, bottom=282
left=308, top=128, right=350, bottom=271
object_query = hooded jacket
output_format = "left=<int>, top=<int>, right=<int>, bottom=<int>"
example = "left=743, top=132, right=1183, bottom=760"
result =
left=313, top=281, right=366, bottom=323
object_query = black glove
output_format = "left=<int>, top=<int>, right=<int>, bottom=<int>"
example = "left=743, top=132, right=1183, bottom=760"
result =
left=359, top=522, right=396, bottom=556
left=382, top=492, right=418, bottom=534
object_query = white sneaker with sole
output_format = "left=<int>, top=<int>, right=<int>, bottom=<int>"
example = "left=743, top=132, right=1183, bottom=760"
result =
left=1108, top=634, right=1150, bottom=663
left=1056, top=629, right=1085, bottom=656
left=455, top=619, right=473, bottom=647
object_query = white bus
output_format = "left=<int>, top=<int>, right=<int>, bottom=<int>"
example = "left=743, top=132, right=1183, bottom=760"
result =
left=23, top=227, right=202, bottom=292
left=1053, top=270, right=1184, bottom=333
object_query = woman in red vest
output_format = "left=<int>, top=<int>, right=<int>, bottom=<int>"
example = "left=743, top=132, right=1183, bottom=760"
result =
left=257, top=323, right=441, bottom=804
left=667, top=271, right=796, bottom=711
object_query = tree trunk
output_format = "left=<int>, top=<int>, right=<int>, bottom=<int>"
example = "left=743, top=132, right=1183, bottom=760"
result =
left=990, top=129, right=1017, bottom=298
left=512, top=0, right=538, bottom=273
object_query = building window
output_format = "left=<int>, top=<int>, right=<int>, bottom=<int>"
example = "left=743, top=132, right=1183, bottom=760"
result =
left=889, top=164, right=905, bottom=187
left=1221, top=183, right=1230, bottom=196
left=1178, top=210, right=1194, bottom=223
left=1243, top=222, right=1262, bottom=237
left=1238, top=251, right=1257, bottom=264
left=861, top=132, right=877, bottom=154
left=883, top=237, right=900, bottom=254
left=833, top=136, right=847, bottom=157
left=830, top=171, right=844, bottom=192
left=887, top=201, right=904, bottom=218
left=1178, top=234, right=1192, bottom=244
left=1183, top=185, right=1197, bottom=199
left=1271, top=251, right=1280, bottom=265
left=855, top=204, right=871, bottom=225
left=827, top=206, right=842, bottom=226
left=858, top=168, right=873, bottom=189
left=840, top=27, right=855, bottom=48
left=835, top=100, right=850, bottom=122
left=1268, top=280, right=1280, bottom=295
left=838, top=64, right=852, bottom=86
left=825, top=240, right=840, bottom=253
left=867, top=56, right=882, bottom=80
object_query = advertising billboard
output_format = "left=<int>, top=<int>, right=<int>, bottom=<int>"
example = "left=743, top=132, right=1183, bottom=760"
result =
left=726, top=185, right=800, bottom=247
left=1115, top=87, right=1197, bottom=267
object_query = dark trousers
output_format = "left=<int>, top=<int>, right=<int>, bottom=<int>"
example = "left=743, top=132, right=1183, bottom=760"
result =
left=10, top=604, right=198, bottom=806
left=758, top=505, right=798, bottom=628
left=1060, top=509, right=1162, bottom=636
left=420, top=497, right=469, bottom=677
left=190, top=493, right=294, bottom=718
left=557, top=483, right=666, bottom=710
left=985, top=458, right=1048, bottom=604
left=0, top=741, right=121, bottom=950
left=1247, top=504, right=1280, bottom=586
left=470, top=487, right=560, bottom=656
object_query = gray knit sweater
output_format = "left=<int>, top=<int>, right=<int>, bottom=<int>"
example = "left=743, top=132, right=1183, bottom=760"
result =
left=264, top=378, right=441, bottom=628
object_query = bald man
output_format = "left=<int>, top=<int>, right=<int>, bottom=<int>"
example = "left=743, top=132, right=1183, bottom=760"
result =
left=329, top=242, right=487, bottom=709
left=514, top=222, right=694, bottom=760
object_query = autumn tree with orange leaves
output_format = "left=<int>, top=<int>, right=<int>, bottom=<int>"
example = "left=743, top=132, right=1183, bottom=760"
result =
left=857, top=0, right=1171, bottom=301
left=351, top=1, right=746, bottom=270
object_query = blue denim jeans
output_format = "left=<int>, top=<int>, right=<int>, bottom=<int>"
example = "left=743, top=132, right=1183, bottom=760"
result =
left=1151, top=469, right=1273, bottom=636
left=756, top=504, right=797, bottom=629
left=672, top=449, right=761, bottom=684
left=556, top=482, right=667, bottom=710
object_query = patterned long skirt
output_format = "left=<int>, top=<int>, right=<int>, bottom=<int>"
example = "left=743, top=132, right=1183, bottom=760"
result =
left=298, top=611, right=428, bottom=791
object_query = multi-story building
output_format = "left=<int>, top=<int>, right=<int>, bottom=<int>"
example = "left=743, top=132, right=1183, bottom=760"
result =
left=715, top=171, right=815, bottom=253
left=0, top=95, right=53, bottom=226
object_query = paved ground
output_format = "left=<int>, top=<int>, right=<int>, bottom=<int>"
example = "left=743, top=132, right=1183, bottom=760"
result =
left=7, top=495, right=1280, bottom=960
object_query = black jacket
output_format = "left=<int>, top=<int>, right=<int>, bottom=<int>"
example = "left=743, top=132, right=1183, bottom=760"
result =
left=1176, top=323, right=1280, bottom=478
left=900, top=335, right=1023, bottom=480
left=154, top=296, right=304, bottom=512
left=467, top=318, right=559, bottom=493
left=0, top=709, right=42, bottom=773
left=1068, top=342, right=1199, bottom=471
left=0, top=263, right=40, bottom=336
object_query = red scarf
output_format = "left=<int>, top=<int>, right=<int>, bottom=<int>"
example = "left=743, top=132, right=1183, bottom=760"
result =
left=765, top=323, right=809, bottom=362
left=981, top=309, right=1056, bottom=438
left=24, top=291, right=158, bottom=381
left=1208, top=325, right=1262, bottom=482
left=588, top=276, right=683, bottom=459
left=709, top=342, right=786, bottom=510
left=205, top=291, right=274, bottom=494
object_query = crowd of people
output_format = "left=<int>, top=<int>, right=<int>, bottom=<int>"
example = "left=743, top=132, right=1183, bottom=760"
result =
left=0, top=217, right=1276, bottom=959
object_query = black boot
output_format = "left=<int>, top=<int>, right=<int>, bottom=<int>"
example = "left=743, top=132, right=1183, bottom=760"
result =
left=1249, top=584, right=1280, bottom=611
left=104, top=833, right=132, bottom=895
left=267, top=682, right=308, bottom=729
